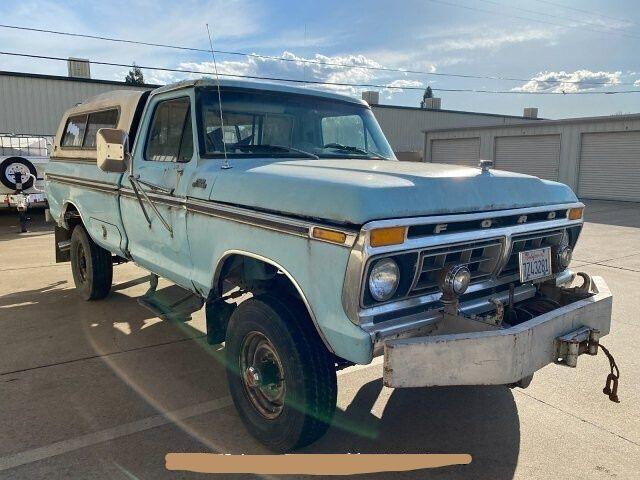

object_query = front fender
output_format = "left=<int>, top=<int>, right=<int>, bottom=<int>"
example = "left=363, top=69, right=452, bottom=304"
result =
left=187, top=216, right=373, bottom=364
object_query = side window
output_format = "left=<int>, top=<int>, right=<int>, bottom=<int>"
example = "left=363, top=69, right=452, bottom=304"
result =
left=83, top=109, right=119, bottom=148
left=61, top=114, right=88, bottom=147
left=145, top=97, right=193, bottom=162
left=321, top=115, right=365, bottom=149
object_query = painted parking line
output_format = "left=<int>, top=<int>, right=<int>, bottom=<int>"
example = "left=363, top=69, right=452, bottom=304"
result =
left=0, top=358, right=384, bottom=471
left=0, top=396, right=234, bottom=472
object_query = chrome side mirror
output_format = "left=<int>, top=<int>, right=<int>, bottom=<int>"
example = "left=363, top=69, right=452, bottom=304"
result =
left=96, top=128, right=129, bottom=173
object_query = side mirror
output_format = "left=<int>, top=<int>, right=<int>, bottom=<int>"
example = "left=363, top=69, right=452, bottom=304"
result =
left=96, top=128, right=129, bottom=173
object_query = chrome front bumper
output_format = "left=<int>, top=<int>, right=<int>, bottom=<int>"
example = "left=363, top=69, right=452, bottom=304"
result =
left=383, top=276, right=612, bottom=388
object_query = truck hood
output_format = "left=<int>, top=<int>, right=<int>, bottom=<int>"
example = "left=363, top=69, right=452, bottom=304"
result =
left=207, top=159, right=578, bottom=225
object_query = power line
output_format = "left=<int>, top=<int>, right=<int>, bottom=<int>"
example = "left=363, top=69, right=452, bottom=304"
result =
left=0, top=23, right=637, bottom=87
left=478, top=0, right=633, bottom=30
left=426, top=0, right=640, bottom=40
left=2, top=51, right=639, bottom=95
left=535, top=0, right=634, bottom=26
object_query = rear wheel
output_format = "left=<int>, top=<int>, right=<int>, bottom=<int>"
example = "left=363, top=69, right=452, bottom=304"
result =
left=70, top=225, right=113, bottom=300
left=225, top=294, right=337, bottom=452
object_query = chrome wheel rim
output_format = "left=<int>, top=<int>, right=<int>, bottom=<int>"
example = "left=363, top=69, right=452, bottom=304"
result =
left=239, top=331, right=285, bottom=419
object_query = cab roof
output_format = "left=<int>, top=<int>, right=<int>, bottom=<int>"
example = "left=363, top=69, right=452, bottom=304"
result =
left=151, top=78, right=369, bottom=106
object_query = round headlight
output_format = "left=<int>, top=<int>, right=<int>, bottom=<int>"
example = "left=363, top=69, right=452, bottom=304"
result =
left=439, top=264, right=471, bottom=297
left=556, top=246, right=573, bottom=270
left=368, top=258, right=400, bottom=302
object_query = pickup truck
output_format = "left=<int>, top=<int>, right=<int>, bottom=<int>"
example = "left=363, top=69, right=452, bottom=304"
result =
left=45, top=79, right=614, bottom=452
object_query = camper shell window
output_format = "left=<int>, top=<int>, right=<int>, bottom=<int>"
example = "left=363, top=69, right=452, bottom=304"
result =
left=60, top=108, right=120, bottom=149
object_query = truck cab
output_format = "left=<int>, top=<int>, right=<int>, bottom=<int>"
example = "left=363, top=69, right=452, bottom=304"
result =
left=45, top=79, right=614, bottom=452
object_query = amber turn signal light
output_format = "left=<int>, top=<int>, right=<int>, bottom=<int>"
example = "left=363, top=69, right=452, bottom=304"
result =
left=312, top=227, right=347, bottom=244
left=370, top=227, right=406, bottom=247
left=568, top=207, right=584, bottom=220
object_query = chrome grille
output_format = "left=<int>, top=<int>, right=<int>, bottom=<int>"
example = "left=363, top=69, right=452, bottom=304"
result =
left=410, top=239, right=503, bottom=295
left=500, top=229, right=565, bottom=278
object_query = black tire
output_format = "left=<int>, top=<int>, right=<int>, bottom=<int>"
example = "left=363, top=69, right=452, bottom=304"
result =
left=226, top=294, right=337, bottom=452
left=0, top=157, right=37, bottom=190
left=70, top=225, right=113, bottom=300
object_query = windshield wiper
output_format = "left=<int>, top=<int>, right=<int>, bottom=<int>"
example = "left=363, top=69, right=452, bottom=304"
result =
left=323, top=143, right=388, bottom=160
left=234, top=144, right=319, bottom=159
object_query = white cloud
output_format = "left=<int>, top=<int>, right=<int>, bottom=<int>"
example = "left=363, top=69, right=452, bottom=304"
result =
left=432, top=28, right=555, bottom=52
left=381, top=79, right=424, bottom=99
left=142, top=50, right=425, bottom=98
left=635, top=79, right=640, bottom=87
left=513, top=70, right=622, bottom=93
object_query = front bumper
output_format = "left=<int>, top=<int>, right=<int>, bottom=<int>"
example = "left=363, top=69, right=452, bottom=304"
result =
left=383, top=276, right=612, bottom=388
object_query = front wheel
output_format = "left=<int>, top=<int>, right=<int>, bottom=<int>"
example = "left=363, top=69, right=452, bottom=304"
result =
left=70, top=225, right=113, bottom=300
left=225, top=295, right=337, bottom=452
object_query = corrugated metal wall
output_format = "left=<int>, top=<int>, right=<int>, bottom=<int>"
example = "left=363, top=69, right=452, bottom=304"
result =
left=494, top=135, right=560, bottom=181
left=371, top=105, right=534, bottom=157
left=0, top=73, right=151, bottom=136
left=578, top=131, right=640, bottom=201
left=431, top=138, right=480, bottom=166
left=424, top=115, right=640, bottom=200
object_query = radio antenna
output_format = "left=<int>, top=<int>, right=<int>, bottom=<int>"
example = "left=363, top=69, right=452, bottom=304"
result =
left=205, top=23, right=230, bottom=170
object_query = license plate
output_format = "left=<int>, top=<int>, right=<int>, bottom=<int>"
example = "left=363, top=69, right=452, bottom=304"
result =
left=519, top=247, right=552, bottom=283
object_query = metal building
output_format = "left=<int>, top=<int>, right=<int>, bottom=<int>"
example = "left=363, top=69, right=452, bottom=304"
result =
left=424, top=114, right=640, bottom=202
left=0, top=71, right=153, bottom=136
left=370, top=103, right=538, bottom=161
left=0, top=70, right=539, bottom=158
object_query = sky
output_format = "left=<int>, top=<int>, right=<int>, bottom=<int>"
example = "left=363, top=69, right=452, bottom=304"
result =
left=0, top=0, right=639, bottom=119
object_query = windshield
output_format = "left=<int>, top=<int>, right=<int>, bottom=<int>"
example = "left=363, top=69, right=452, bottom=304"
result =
left=195, top=87, right=395, bottom=160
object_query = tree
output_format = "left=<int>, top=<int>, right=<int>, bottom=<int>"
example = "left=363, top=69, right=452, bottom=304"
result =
left=420, top=86, right=434, bottom=108
left=125, top=63, right=145, bottom=85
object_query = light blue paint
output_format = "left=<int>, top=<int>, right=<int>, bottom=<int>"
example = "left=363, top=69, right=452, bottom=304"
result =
left=45, top=80, right=579, bottom=365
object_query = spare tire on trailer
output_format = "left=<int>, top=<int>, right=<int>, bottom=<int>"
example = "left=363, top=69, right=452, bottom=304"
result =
left=0, top=157, right=37, bottom=190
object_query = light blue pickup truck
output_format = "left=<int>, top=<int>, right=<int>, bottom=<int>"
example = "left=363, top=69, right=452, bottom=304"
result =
left=46, top=79, right=614, bottom=451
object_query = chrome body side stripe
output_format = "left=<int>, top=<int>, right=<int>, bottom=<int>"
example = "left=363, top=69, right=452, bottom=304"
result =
left=46, top=173, right=357, bottom=247
left=187, top=198, right=312, bottom=238
left=45, top=173, right=119, bottom=193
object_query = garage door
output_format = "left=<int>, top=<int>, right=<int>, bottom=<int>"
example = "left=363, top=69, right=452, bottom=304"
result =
left=431, top=138, right=479, bottom=167
left=578, top=131, right=640, bottom=201
left=494, top=135, right=560, bottom=181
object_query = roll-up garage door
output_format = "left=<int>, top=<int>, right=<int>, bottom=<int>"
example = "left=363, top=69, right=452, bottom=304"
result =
left=431, top=138, right=479, bottom=167
left=578, top=131, right=640, bottom=201
left=494, top=135, right=560, bottom=181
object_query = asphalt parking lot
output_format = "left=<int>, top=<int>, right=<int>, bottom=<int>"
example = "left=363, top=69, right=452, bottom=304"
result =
left=1, top=200, right=639, bottom=479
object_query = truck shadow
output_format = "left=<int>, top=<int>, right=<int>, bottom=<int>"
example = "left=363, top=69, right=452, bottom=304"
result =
left=300, top=379, right=520, bottom=479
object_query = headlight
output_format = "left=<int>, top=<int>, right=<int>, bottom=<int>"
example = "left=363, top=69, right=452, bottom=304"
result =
left=368, top=258, right=400, bottom=302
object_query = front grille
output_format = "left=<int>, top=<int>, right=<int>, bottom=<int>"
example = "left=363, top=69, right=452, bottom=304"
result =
left=500, top=229, right=565, bottom=278
left=410, top=239, right=503, bottom=295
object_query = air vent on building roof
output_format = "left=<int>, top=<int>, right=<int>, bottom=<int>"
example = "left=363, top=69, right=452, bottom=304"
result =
left=362, top=91, right=380, bottom=105
left=422, top=98, right=441, bottom=110
left=524, top=107, right=538, bottom=118
left=68, top=58, right=91, bottom=79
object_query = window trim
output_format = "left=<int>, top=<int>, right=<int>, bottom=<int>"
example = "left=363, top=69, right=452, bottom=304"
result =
left=59, top=107, right=121, bottom=150
left=143, top=95, right=194, bottom=163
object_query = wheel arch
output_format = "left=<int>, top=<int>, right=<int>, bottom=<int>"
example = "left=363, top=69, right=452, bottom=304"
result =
left=60, top=200, right=86, bottom=230
left=211, top=249, right=334, bottom=353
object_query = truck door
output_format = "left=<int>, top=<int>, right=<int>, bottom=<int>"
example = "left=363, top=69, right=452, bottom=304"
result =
left=120, top=94, right=195, bottom=288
